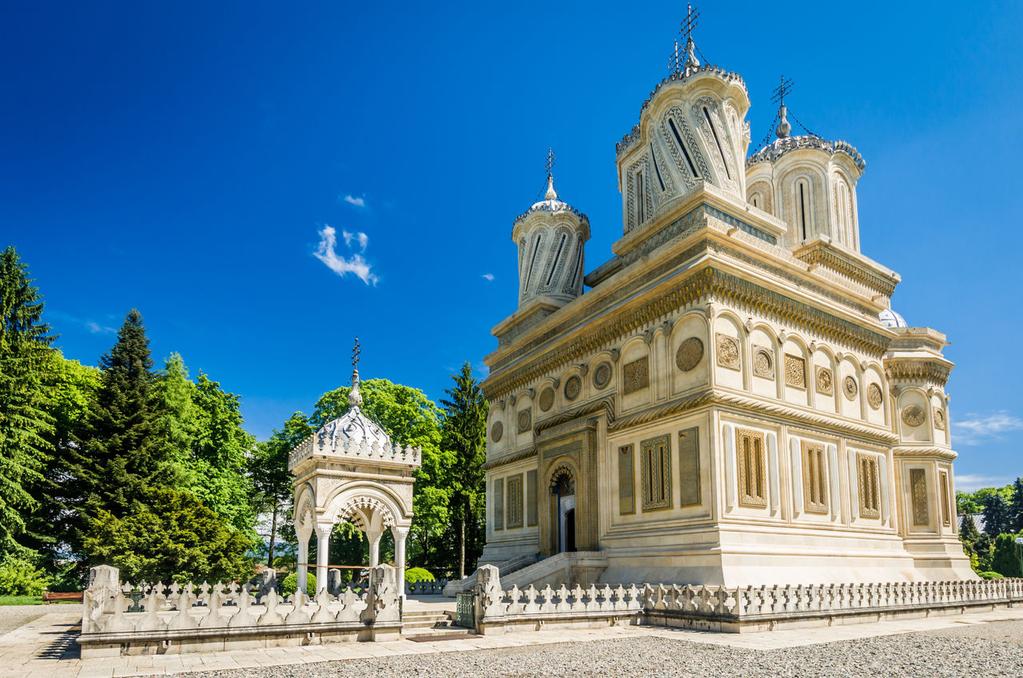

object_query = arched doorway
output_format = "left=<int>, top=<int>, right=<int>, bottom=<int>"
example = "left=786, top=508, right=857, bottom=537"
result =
left=551, top=468, right=576, bottom=553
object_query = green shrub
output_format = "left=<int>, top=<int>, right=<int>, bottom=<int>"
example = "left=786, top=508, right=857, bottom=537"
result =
left=280, top=572, right=316, bottom=597
left=0, top=557, right=50, bottom=597
left=991, top=534, right=1023, bottom=578
left=979, top=570, right=1004, bottom=580
left=404, top=567, right=435, bottom=584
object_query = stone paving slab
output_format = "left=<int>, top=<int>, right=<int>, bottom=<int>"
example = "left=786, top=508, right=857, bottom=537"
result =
left=1, top=605, right=1022, bottom=677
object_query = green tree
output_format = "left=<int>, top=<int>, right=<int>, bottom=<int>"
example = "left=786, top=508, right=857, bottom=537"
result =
left=83, top=486, right=253, bottom=583
left=991, top=533, right=1023, bottom=578
left=1008, top=477, right=1023, bottom=533
left=982, top=493, right=1012, bottom=537
left=0, top=247, right=54, bottom=558
left=23, top=352, right=100, bottom=569
left=250, top=412, right=312, bottom=566
left=960, top=512, right=980, bottom=545
left=439, top=363, right=488, bottom=579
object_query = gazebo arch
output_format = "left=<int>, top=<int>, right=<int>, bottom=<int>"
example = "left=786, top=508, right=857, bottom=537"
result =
left=287, top=341, right=421, bottom=597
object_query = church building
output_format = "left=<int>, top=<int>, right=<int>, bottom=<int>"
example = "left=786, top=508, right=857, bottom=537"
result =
left=476, top=18, right=974, bottom=586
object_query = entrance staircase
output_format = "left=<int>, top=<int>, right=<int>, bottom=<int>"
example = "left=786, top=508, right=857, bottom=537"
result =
left=441, top=551, right=540, bottom=596
left=401, top=608, right=475, bottom=640
left=442, top=551, right=607, bottom=596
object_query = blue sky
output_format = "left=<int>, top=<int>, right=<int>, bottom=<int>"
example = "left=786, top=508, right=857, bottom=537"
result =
left=2, top=2, right=1021, bottom=489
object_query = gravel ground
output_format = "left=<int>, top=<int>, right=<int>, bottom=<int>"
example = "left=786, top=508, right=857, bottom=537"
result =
left=191, top=620, right=1023, bottom=678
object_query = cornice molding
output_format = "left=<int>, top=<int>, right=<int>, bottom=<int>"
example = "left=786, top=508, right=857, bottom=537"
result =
left=482, top=446, right=538, bottom=471
left=794, top=239, right=899, bottom=298
left=485, top=267, right=891, bottom=400
left=892, top=446, right=957, bottom=461
left=608, top=388, right=899, bottom=445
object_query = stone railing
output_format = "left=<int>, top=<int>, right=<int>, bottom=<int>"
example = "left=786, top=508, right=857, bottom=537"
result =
left=405, top=579, right=448, bottom=596
left=468, top=566, right=1023, bottom=634
left=288, top=435, right=422, bottom=470
left=79, top=564, right=402, bottom=657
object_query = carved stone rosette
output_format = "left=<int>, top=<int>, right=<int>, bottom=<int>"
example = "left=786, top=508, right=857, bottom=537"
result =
left=784, top=354, right=806, bottom=389
left=675, top=337, right=704, bottom=372
left=867, top=383, right=883, bottom=410
left=538, top=387, right=555, bottom=412
left=716, top=334, right=740, bottom=370
left=752, top=346, right=773, bottom=378
left=843, top=375, right=858, bottom=400
left=815, top=366, right=834, bottom=395
left=593, top=362, right=613, bottom=389
left=902, top=404, right=925, bottom=427
left=564, top=375, right=582, bottom=401
left=490, top=421, right=504, bottom=443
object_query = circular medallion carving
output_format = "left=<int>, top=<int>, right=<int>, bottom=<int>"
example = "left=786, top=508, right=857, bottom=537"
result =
left=490, top=421, right=503, bottom=443
left=675, top=337, right=704, bottom=372
left=517, top=408, right=532, bottom=433
left=753, top=348, right=773, bottom=378
left=843, top=376, right=858, bottom=400
left=867, top=383, right=883, bottom=410
left=593, top=362, right=612, bottom=389
left=815, top=367, right=834, bottom=395
left=934, top=407, right=946, bottom=431
left=716, top=334, right=741, bottom=370
left=902, top=404, right=925, bottom=427
left=564, top=375, right=582, bottom=401
left=538, top=387, right=555, bottom=412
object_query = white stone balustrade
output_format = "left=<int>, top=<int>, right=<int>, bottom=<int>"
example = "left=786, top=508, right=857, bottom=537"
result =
left=287, top=435, right=422, bottom=471
left=471, top=567, right=1023, bottom=634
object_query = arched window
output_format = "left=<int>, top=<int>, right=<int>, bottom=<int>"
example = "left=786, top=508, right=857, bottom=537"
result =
left=834, top=177, right=854, bottom=248
left=750, top=191, right=763, bottom=210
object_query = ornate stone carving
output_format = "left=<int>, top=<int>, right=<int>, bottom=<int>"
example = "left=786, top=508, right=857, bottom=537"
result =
left=815, top=366, right=834, bottom=396
left=843, top=375, right=858, bottom=400
left=675, top=337, right=704, bottom=372
left=517, top=408, right=532, bottom=434
left=715, top=334, right=740, bottom=371
left=867, top=383, right=883, bottom=410
left=593, top=362, right=612, bottom=389
left=902, top=404, right=925, bottom=428
left=538, top=387, right=555, bottom=412
left=784, top=354, right=806, bottom=389
left=933, top=407, right=946, bottom=431
left=752, top=346, right=773, bottom=378
left=623, top=357, right=650, bottom=395
left=490, top=421, right=504, bottom=443
left=564, top=375, right=582, bottom=401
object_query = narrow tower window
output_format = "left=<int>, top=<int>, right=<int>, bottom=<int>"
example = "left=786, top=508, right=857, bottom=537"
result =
left=524, top=232, right=543, bottom=291
left=703, top=106, right=731, bottom=180
left=796, top=179, right=810, bottom=241
left=649, top=143, right=666, bottom=191
left=635, top=171, right=646, bottom=224
left=546, top=233, right=568, bottom=286
left=668, top=118, right=699, bottom=178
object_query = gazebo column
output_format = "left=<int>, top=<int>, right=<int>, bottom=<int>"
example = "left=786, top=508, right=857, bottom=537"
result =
left=392, top=525, right=408, bottom=599
left=296, top=527, right=311, bottom=593
left=315, top=522, right=333, bottom=592
left=367, top=529, right=382, bottom=568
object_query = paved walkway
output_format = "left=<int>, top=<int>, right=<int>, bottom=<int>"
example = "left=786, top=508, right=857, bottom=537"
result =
left=2, top=604, right=1021, bottom=678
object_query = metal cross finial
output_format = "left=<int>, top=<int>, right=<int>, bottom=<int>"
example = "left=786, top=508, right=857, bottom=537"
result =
left=352, top=337, right=361, bottom=373
left=771, top=75, right=794, bottom=107
left=545, top=148, right=555, bottom=179
left=349, top=337, right=363, bottom=407
left=669, top=3, right=701, bottom=75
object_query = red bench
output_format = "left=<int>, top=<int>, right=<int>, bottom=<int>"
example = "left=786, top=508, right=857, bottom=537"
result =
left=42, top=591, right=83, bottom=604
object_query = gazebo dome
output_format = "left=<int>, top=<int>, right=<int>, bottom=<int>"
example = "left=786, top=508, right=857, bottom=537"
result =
left=317, top=376, right=390, bottom=448
left=879, top=307, right=909, bottom=329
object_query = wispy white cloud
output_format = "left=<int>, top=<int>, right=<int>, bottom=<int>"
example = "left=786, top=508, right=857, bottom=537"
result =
left=313, top=225, right=379, bottom=286
left=342, top=194, right=366, bottom=208
left=953, top=411, right=1023, bottom=446
left=86, top=321, right=117, bottom=335
left=342, top=230, right=369, bottom=252
left=955, top=474, right=1016, bottom=492
left=481, top=273, right=495, bottom=282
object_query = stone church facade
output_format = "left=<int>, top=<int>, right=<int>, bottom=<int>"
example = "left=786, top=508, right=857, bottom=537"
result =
left=477, top=39, right=974, bottom=587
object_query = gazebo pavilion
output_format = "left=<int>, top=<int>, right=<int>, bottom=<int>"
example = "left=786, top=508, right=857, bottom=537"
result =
left=287, top=342, right=421, bottom=597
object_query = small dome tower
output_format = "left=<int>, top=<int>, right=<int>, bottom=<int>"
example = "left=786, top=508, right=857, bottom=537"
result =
left=512, top=151, right=590, bottom=309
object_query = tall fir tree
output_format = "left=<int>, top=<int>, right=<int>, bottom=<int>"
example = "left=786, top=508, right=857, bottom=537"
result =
left=982, top=493, right=1011, bottom=537
left=1008, top=477, right=1023, bottom=533
left=439, top=363, right=488, bottom=579
left=81, top=309, right=172, bottom=518
left=0, top=247, right=54, bottom=558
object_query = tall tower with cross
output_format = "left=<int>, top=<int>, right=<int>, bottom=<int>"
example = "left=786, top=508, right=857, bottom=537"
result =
left=505, top=149, right=591, bottom=321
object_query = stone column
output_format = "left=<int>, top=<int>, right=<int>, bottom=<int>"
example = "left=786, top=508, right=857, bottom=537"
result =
left=367, top=529, right=382, bottom=568
left=296, top=534, right=309, bottom=593
left=392, top=526, right=408, bottom=599
left=315, top=523, right=332, bottom=592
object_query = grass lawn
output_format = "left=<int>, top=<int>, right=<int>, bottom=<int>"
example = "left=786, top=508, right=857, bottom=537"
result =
left=0, top=595, right=41, bottom=606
